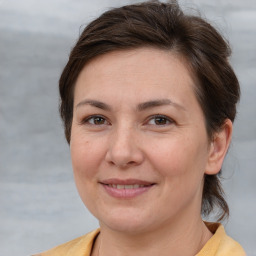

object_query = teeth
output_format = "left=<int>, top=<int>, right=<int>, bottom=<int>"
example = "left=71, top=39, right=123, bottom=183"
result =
left=109, top=184, right=146, bottom=189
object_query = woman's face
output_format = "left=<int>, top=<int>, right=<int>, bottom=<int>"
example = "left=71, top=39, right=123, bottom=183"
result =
left=70, top=48, right=214, bottom=234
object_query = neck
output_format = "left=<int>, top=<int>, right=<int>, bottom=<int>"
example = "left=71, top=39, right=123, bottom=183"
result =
left=92, top=216, right=212, bottom=256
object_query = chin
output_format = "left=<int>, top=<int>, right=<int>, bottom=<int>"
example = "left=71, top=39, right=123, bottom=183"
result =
left=96, top=207, right=158, bottom=234
left=102, top=219, right=151, bottom=234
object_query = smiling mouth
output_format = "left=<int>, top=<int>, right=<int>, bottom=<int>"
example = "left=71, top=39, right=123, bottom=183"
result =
left=100, top=179, right=155, bottom=198
left=106, top=184, right=150, bottom=189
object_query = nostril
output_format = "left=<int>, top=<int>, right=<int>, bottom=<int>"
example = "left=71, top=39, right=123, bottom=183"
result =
left=105, top=135, right=144, bottom=168
left=111, top=160, right=137, bottom=168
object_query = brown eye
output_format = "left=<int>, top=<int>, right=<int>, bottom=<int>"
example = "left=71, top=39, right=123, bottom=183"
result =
left=93, top=116, right=106, bottom=125
left=147, top=115, right=173, bottom=126
left=154, top=116, right=169, bottom=125
left=84, top=115, right=108, bottom=125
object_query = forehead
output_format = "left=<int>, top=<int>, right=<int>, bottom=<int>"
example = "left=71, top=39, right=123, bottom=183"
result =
left=74, top=48, right=199, bottom=111
left=74, top=47, right=197, bottom=99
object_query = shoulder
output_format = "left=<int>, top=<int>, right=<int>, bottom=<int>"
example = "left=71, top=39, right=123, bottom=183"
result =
left=32, top=229, right=100, bottom=256
left=197, top=222, right=246, bottom=256
left=216, top=228, right=246, bottom=256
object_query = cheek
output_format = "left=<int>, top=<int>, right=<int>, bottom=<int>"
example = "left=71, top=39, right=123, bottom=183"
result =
left=70, top=136, right=102, bottom=181
left=148, top=139, right=207, bottom=211
left=148, top=135, right=208, bottom=180
left=70, top=138, right=101, bottom=207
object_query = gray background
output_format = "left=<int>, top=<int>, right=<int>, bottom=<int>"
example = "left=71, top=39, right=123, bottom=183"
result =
left=0, top=0, right=255, bottom=255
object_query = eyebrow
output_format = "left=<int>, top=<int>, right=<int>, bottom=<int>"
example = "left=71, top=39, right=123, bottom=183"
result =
left=76, top=99, right=112, bottom=111
left=76, top=98, right=186, bottom=112
left=137, top=99, right=186, bottom=111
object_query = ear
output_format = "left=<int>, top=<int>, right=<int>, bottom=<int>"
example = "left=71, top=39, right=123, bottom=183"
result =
left=205, top=119, right=233, bottom=175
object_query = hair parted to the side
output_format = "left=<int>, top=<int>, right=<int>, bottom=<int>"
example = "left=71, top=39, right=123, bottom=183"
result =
left=59, top=0, right=240, bottom=221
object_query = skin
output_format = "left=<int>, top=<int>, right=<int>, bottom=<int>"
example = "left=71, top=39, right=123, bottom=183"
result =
left=70, top=48, right=232, bottom=256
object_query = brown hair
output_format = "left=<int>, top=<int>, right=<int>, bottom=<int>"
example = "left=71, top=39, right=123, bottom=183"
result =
left=59, top=0, right=240, bottom=221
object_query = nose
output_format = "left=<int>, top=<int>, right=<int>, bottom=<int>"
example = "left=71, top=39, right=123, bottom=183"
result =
left=105, top=126, right=144, bottom=168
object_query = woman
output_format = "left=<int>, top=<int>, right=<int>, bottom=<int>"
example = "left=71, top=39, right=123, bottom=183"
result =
left=35, top=1, right=246, bottom=255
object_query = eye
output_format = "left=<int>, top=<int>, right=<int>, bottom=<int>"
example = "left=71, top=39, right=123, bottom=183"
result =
left=82, top=115, right=109, bottom=125
left=147, top=115, right=173, bottom=126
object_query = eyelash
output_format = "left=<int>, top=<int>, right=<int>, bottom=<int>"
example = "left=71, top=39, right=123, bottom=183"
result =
left=81, top=115, right=109, bottom=126
left=80, top=114, right=174, bottom=127
left=146, top=114, right=174, bottom=126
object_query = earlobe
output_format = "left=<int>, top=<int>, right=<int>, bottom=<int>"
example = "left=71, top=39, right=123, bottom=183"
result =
left=205, top=119, right=233, bottom=175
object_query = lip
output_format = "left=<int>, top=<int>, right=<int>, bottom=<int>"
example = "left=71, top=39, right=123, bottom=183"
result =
left=100, top=179, right=155, bottom=199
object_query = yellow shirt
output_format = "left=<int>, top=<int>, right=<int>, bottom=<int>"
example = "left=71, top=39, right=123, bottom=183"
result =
left=33, top=223, right=246, bottom=256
